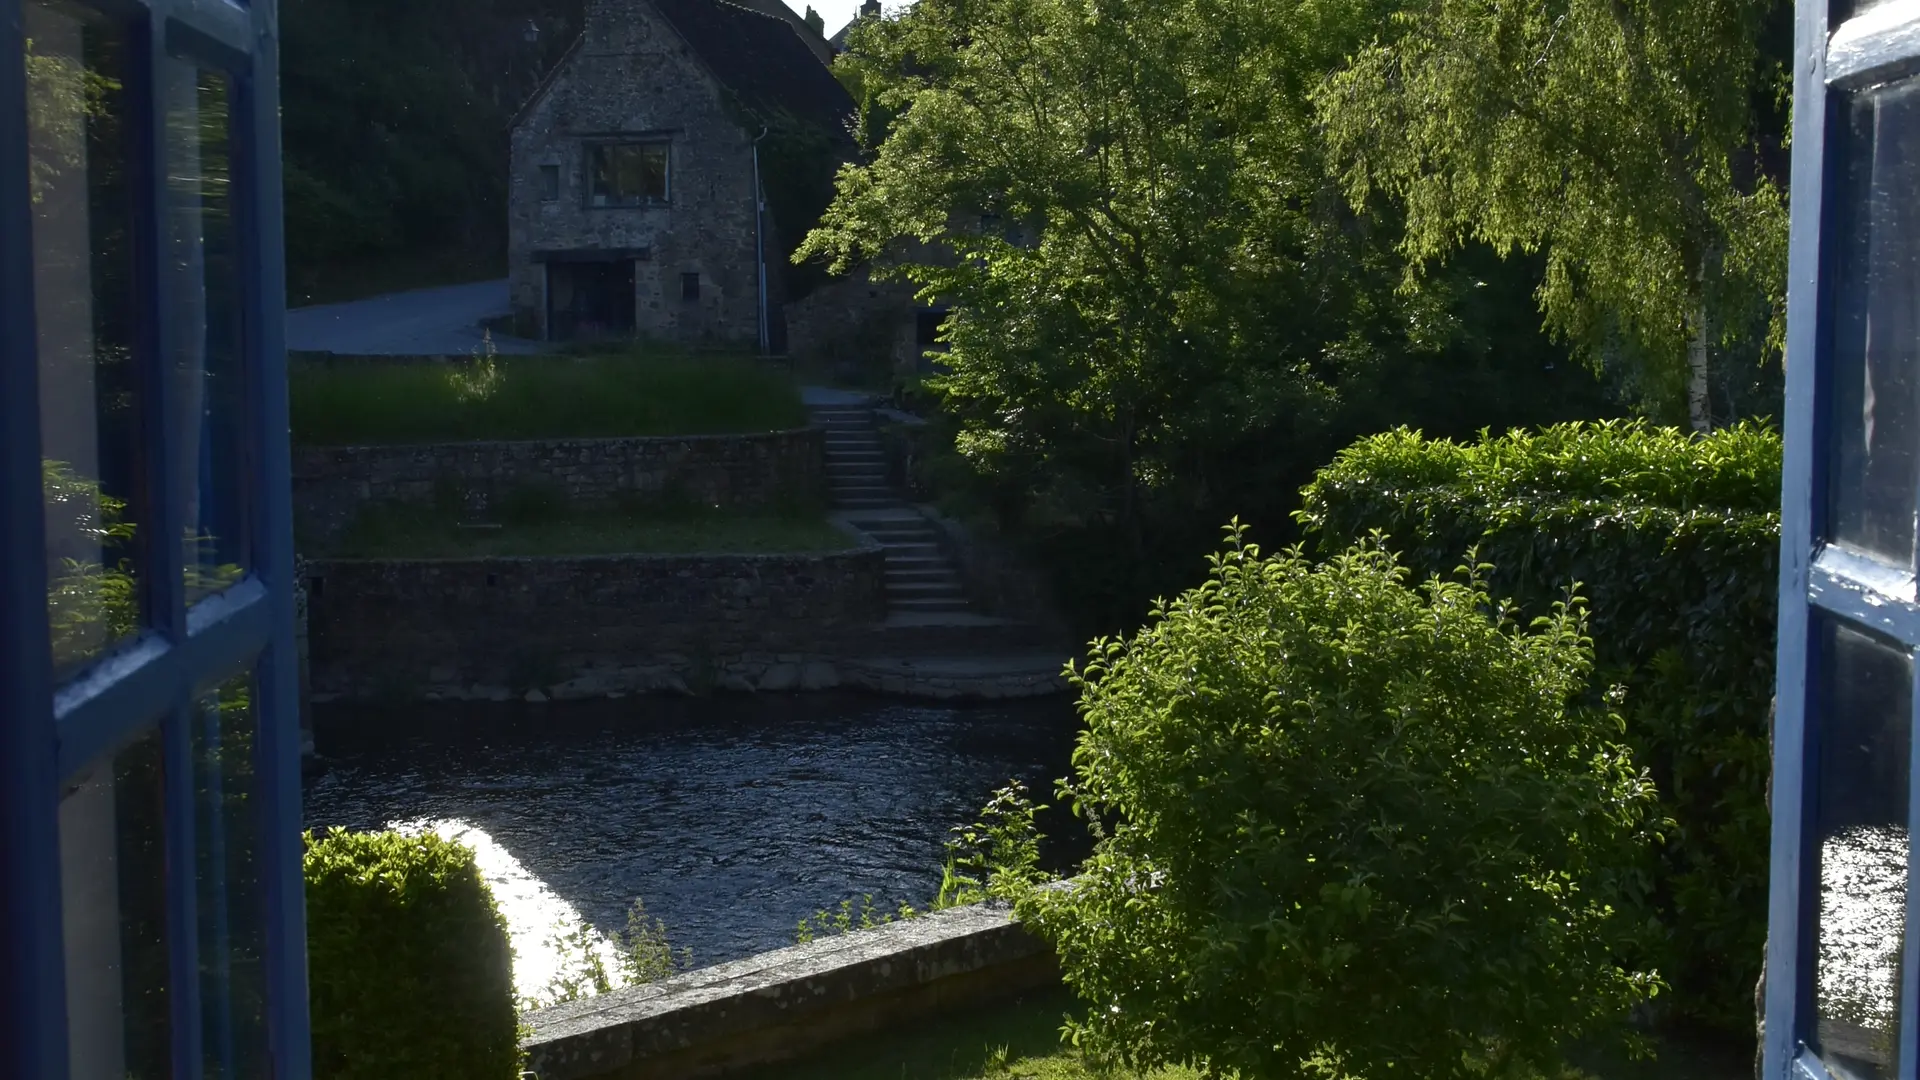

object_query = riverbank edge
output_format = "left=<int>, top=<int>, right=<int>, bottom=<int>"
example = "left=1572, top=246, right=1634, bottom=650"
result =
left=521, top=892, right=1064, bottom=1080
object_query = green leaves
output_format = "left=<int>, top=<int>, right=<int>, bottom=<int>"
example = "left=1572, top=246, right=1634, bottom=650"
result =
left=304, top=828, right=521, bottom=1079
left=1316, top=0, right=1790, bottom=422
left=1021, top=526, right=1660, bottom=1078
left=1297, top=421, right=1781, bottom=1031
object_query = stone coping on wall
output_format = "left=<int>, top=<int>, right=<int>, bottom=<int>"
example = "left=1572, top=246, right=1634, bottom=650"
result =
left=521, top=891, right=1066, bottom=1080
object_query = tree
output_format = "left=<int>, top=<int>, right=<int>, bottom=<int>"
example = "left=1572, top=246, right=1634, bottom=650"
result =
left=800, top=0, right=1426, bottom=575
left=1019, top=528, right=1661, bottom=1079
left=1315, top=0, right=1792, bottom=430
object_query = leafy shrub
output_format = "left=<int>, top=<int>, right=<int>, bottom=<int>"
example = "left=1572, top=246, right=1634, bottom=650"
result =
left=1295, top=420, right=1780, bottom=1028
left=304, top=828, right=520, bottom=1079
left=1019, top=529, right=1659, bottom=1079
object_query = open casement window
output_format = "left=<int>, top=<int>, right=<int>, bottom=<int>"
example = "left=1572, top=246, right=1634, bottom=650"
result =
left=1, top=0, right=310, bottom=1077
left=587, top=140, right=668, bottom=207
left=1769, top=1, right=1920, bottom=1078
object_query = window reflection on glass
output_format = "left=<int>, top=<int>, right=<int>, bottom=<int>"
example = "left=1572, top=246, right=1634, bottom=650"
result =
left=59, top=730, right=171, bottom=1079
left=27, top=0, right=145, bottom=678
left=194, top=674, right=271, bottom=1079
left=165, top=63, right=249, bottom=604
left=1814, top=619, right=1913, bottom=1080
left=588, top=142, right=668, bottom=206
left=1830, top=78, right=1920, bottom=565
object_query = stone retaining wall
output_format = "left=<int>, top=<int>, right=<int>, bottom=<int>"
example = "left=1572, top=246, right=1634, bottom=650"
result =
left=522, top=897, right=1062, bottom=1080
left=305, top=546, right=888, bottom=703
left=292, top=428, right=825, bottom=546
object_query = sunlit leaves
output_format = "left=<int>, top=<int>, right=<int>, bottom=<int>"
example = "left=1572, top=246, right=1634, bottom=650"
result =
left=1019, top=526, right=1660, bottom=1078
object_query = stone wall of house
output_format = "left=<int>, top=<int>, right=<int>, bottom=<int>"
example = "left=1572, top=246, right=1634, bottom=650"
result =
left=507, top=0, right=765, bottom=345
left=781, top=272, right=919, bottom=377
left=305, top=546, right=890, bottom=702
left=292, top=428, right=826, bottom=546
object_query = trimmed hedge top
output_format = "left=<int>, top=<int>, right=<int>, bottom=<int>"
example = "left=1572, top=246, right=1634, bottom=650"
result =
left=1303, top=419, right=1781, bottom=512
left=1296, top=420, right=1781, bottom=1032
left=305, top=827, right=520, bottom=1080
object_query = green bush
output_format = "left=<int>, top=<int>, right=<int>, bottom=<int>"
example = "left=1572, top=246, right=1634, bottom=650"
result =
left=304, top=828, right=520, bottom=1080
left=1020, top=529, right=1659, bottom=1079
left=1295, top=420, right=1780, bottom=1030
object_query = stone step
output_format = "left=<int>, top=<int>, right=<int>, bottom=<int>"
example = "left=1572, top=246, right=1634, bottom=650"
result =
left=823, top=449, right=887, bottom=461
left=888, top=580, right=966, bottom=597
left=827, top=464, right=888, bottom=479
left=883, top=556, right=949, bottom=571
left=835, top=496, right=897, bottom=509
left=890, top=596, right=972, bottom=612
left=879, top=568, right=956, bottom=584
left=824, top=435, right=882, bottom=446
left=869, top=530, right=938, bottom=545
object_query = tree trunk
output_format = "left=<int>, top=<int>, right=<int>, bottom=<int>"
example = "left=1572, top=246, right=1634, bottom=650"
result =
left=1688, top=299, right=1712, bottom=433
left=1689, top=256, right=1712, bottom=433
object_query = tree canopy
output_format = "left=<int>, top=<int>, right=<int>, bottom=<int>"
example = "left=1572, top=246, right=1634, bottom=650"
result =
left=1316, top=0, right=1793, bottom=429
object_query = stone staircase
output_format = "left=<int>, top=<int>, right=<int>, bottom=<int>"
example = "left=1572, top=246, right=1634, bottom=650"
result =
left=812, top=403, right=969, bottom=614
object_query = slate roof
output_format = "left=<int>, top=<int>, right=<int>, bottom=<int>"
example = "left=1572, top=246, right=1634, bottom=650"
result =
left=651, top=0, right=856, bottom=143
left=510, top=0, right=855, bottom=142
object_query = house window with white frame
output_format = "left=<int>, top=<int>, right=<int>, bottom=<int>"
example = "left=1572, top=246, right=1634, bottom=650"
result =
left=586, top=141, right=668, bottom=207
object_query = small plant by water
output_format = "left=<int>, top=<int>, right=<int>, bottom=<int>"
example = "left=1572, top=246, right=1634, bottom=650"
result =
left=794, top=780, right=1054, bottom=945
left=522, top=896, right=693, bottom=1011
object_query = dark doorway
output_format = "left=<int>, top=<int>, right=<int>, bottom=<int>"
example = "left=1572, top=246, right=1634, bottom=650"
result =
left=547, top=259, right=636, bottom=340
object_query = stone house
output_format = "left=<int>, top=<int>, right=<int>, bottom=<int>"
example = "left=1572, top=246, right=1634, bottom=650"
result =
left=507, top=0, right=855, bottom=346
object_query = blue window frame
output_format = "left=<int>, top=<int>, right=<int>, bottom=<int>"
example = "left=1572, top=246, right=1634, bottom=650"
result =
left=1, top=0, right=309, bottom=1077
left=1769, top=2, right=1920, bottom=1078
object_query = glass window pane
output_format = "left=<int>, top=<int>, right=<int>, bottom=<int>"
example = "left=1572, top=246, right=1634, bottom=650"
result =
left=165, top=63, right=249, bottom=604
left=27, top=0, right=146, bottom=677
left=1830, top=77, right=1920, bottom=564
left=1814, top=619, right=1913, bottom=1079
left=645, top=144, right=667, bottom=199
left=194, top=673, right=270, bottom=1079
left=59, top=730, right=171, bottom=1080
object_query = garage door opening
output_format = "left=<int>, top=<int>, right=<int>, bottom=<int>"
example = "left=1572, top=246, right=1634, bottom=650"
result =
left=546, top=259, right=636, bottom=341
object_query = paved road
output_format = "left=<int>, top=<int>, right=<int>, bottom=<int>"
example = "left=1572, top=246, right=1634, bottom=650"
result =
left=285, top=278, right=542, bottom=356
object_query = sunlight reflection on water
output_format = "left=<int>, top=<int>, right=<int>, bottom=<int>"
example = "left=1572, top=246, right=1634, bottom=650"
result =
left=389, top=817, right=628, bottom=1007
left=304, top=694, right=1084, bottom=1009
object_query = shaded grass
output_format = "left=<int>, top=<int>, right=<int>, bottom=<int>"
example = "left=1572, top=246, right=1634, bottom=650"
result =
left=324, top=503, right=854, bottom=559
left=287, top=246, right=505, bottom=308
left=289, top=351, right=808, bottom=446
left=739, top=989, right=1197, bottom=1080
left=737, top=987, right=1752, bottom=1080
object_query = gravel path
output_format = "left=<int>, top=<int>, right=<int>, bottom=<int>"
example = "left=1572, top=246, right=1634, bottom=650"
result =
left=286, top=278, right=542, bottom=356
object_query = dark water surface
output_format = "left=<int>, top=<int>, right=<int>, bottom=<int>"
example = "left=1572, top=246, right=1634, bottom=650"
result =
left=304, top=693, right=1086, bottom=975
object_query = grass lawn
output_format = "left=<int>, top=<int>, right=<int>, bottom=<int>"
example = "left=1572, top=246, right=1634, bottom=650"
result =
left=289, top=351, right=808, bottom=446
left=324, top=504, right=854, bottom=559
left=286, top=247, right=506, bottom=308
left=739, top=988, right=1752, bottom=1080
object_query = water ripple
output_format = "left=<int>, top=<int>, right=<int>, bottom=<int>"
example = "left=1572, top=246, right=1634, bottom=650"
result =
left=303, top=693, right=1085, bottom=987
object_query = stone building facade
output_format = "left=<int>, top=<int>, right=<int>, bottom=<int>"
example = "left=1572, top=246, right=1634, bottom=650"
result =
left=507, top=0, right=854, bottom=346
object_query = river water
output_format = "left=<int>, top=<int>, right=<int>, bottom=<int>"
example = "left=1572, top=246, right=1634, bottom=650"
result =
left=303, top=692, right=1087, bottom=1005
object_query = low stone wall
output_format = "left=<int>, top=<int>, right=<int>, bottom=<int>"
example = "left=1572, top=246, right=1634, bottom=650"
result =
left=305, top=546, right=888, bottom=703
left=522, top=898, right=1061, bottom=1080
left=292, top=428, right=826, bottom=546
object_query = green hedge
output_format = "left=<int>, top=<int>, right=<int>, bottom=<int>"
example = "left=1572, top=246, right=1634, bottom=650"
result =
left=1295, top=420, right=1780, bottom=1031
left=305, top=828, right=521, bottom=1079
